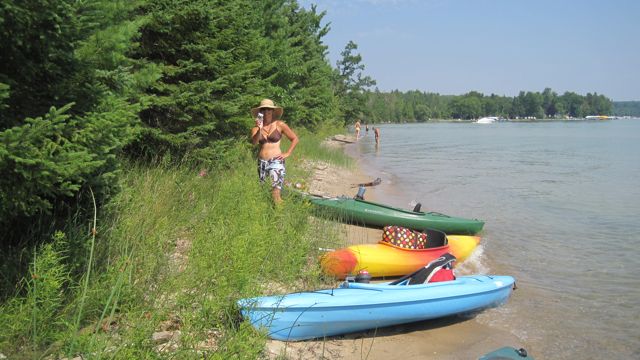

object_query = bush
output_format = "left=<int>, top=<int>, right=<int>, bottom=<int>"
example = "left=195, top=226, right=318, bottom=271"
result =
left=0, top=99, right=138, bottom=245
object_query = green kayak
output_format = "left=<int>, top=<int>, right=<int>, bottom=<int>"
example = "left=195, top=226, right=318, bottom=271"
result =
left=309, top=196, right=484, bottom=235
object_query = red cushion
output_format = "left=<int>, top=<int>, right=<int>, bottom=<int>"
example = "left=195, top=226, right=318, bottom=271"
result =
left=428, top=268, right=455, bottom=283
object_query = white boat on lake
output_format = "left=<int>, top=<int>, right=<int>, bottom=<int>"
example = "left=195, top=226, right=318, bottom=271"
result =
left=585, top=115, right=613, bottom=120
left=476, top=116, right=499, bottom=124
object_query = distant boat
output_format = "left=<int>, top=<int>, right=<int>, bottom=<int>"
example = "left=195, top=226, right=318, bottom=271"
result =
left=476, top=116, right=499, bottom=124
left=585, top=115, right=613, bottom=120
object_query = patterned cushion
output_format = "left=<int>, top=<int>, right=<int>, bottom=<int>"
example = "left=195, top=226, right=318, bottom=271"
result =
left=381, top=226, right=428, bottom=249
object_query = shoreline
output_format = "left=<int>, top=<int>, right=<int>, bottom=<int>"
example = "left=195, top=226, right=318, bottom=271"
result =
left=267, top=134, right=526, bottom=359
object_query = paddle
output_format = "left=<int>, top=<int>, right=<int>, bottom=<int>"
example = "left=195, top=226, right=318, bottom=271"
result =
left=350, top=178, right=381, bottom=200
left=351, top=177, right=381, bottom=188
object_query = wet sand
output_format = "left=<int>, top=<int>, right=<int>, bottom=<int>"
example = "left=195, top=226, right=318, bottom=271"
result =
left=266, top=135, right=525, bottom=359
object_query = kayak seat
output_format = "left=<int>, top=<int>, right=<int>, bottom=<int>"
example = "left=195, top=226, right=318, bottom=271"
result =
left=381, top=226, right=448, bottom=250
left=382, top=226, right=427, bottom=249
left=412, top=202, right=422, bottom=212
left=390, top=253, right=457, bottom=285
left=423, top=229, right=447, bottom=248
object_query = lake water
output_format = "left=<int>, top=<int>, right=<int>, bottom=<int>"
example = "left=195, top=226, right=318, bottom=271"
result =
left=349, top=120, right=640, bottom=359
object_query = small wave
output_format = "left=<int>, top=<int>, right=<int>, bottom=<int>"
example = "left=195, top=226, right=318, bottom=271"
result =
left=456, top=244, right=488, bottom=275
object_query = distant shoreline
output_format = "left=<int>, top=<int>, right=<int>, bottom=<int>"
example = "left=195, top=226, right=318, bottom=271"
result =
left=369, top=116, right=638, bottom=124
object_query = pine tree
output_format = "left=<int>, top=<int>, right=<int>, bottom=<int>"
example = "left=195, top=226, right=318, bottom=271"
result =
left=129, top=0, right=340, bottom=163
left=0, top=0, right=82, bottom=129
left=0, top=0, right=148, bottom=244
left=128, top=0, right=265, bottom=163
left=257, top=1, right=339, bottom=128
left=334, top=41, right=376, bottom=123
left=0, top=101, right=137, bottom=242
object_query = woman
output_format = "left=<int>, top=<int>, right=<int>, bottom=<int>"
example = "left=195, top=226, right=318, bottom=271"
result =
left=250, top=99, right=299, bottom=203
left=354, top=120, right=361, bottom=139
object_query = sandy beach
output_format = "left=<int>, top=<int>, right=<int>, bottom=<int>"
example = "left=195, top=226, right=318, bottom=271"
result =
left=265, top=135, right=526, bottom=359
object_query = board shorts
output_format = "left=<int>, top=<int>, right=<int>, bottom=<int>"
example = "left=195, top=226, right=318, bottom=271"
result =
left=258, top=158, right=286, bottom=190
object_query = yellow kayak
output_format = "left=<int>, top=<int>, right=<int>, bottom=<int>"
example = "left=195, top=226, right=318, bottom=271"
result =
left=321, top=235, right=480, bottom=278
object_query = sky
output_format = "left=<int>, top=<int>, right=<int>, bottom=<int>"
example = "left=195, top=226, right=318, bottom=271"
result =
left=299, top=0, right=640, bottom=101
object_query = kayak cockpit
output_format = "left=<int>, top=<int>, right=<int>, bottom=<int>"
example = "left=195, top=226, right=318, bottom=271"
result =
left=342, top=253, right=457, bottom=288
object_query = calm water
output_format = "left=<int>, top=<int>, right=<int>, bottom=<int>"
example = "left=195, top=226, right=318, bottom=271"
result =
left=349, top=120, right=640, bottom=359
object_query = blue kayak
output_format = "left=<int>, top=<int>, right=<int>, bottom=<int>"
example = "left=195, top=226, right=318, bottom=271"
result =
left=479, top=346, right=534, bottom=359
left=238, top=275, right=515, bottom=341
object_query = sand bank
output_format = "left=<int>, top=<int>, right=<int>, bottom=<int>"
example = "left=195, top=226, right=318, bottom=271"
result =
left=266, top=135, right=525, bottom=359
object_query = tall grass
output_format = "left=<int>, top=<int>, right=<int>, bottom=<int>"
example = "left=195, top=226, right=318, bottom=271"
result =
left=0, top=128, right=350, bottom=358
left=0, top=232, right=69, bottom=355
left=293, top=127, right=354, bottom=168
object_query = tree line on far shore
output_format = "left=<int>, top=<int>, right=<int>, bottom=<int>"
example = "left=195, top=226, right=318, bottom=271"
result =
left=612, top=101, right=640, bottom=117
left=363, top=88, right=614, bottom=122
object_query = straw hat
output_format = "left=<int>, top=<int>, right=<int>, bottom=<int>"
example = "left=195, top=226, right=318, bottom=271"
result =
left=251, top=99, right=283, bottom=119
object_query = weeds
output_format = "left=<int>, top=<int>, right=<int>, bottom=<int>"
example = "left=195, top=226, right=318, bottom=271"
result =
left=0, top=232, right=69, bottom=355
left=0, top=128, right=349, bottom=358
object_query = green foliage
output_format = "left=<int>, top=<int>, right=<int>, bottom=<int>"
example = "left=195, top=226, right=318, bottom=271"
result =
left=292, top=126, right=353, bottom=167
left=449, top=95, right=483, bottom=120
left=0, top=0, right=149, bottom=248
left=1, top=0, right=348, bottom=247
left=365, top=88, right=614, bottom=121
left=0, top=0, right=146, bottom=128
left=0, top=0, right=81, bottom=128
left=334, top=40, right=376, bottom=122
left=0, top=232, right=69, bottom=353
left=0, top=101, right=137, bottom=225
left=0, top=128, right=347, bottom=358
left=612, top=101, right=640, bottom=116
left=75, top=2, right=161, bottom=100
left=129, top=0, right=264, bottom=163
left=258, top=1, right=340, bottom=129
left=0, top=0, right=363, bottom=355
left=129, top=0, right=339, bottom=164
left=365, top=89, right=452, bottom=122
left=0, top=82, right=9, bottom=110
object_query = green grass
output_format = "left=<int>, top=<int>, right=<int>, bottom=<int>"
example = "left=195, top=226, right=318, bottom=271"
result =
left=0, top=127, right=350, bottom=359
left=292, top=127, right=354, bottom=168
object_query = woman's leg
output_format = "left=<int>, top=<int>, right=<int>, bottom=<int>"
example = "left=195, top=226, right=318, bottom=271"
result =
left=272, top=188, right=282, bottom=203
left=267, top=159, right=286, bottom=204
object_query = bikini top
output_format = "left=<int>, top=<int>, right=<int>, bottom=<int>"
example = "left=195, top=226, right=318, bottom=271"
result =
left=259, top=127, right=282, bottom=144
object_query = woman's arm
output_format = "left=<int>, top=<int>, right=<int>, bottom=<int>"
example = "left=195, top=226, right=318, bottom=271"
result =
left=250, top=114, right=265, bottom=145
left=250, top=126, right=262, bottom=145
left=279, top=121, right=298, bottom=159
